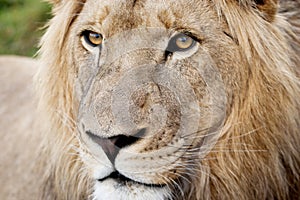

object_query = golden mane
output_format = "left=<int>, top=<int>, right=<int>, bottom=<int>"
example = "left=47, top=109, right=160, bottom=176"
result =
left=36, top=0, right=300, bottom=199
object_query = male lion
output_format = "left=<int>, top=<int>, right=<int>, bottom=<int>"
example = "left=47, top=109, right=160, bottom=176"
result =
left=0, top=0, right=300, bottom=199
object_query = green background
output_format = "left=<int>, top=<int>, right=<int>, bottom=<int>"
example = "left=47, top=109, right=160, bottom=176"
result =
left=0, top=0, right=51, bottom=56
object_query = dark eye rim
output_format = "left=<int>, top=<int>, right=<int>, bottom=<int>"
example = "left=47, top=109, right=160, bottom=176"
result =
left=166, top=32, right=197, bottom=53
left=81, top=30, right=103, bottom=47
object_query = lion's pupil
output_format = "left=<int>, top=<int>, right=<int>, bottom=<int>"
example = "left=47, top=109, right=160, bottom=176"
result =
left=89, top=32, right=103, bottom=45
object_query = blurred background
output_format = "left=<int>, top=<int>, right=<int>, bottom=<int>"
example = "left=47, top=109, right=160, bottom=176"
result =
left=0, top=0, right=51, bottom=56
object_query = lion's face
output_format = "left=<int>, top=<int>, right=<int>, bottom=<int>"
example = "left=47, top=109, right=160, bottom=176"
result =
left=69, top=0, right=238, bottom=199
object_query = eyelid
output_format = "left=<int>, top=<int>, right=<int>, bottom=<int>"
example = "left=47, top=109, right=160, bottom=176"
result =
left=78, top=24, right=102, bottom=35
left=179, top=30, right=204, bottom=43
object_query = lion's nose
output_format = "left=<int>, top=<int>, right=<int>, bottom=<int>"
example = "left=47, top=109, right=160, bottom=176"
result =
left=86, top=129, right=146, bottom=164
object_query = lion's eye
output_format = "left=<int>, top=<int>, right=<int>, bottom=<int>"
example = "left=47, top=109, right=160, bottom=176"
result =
left=82, top=31, right=103, bottom=47
left=166, top=33, right=196, bottom=53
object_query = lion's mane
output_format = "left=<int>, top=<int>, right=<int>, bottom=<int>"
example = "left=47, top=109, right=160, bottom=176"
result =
left=36, top=0, right=300, bottom=199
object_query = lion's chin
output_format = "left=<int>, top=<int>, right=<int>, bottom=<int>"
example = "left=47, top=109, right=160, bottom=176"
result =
left=94, top=178, right=171, bottom=200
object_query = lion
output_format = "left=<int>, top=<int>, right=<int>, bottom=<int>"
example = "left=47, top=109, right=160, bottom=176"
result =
left=0, top=0, right=300, bottom=199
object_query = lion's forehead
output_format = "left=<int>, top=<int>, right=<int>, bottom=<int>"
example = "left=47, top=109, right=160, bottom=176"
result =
left=80, top=0, right=216, bottom=37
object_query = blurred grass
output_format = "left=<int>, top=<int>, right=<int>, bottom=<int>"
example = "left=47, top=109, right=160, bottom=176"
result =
left=0, top=0, right=51, bottom=56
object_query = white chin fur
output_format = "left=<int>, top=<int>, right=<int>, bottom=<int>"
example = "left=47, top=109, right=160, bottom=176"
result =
left=93, top=179, right=171, bottom=200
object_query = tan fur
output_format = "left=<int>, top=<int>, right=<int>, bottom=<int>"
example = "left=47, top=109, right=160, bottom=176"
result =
left=0, top=0, right=299, bottom=199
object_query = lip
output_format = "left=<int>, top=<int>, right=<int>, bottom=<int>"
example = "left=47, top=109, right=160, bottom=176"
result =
left=98, top=171, right=166, bottom=188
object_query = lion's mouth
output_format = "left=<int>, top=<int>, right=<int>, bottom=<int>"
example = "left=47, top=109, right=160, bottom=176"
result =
left=98, top=171, right=166, bottom=188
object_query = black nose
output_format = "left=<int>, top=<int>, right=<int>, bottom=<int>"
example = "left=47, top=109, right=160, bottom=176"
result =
left=86, top=129, right=146, bottom=164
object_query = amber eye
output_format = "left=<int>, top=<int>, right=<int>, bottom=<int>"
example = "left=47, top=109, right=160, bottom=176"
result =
left=176, top=35, right=194, bottom=49
left=82, top=31, right=103, bottom=47
left=166, top=33, right=196, bottom=53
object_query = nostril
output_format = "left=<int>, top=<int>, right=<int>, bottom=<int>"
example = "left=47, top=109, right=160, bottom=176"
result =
left=114, top=128, right=146, bottom=148
left=86, top=128, right=146, bottom=164
left=114, top=135, right=137, bottom=149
